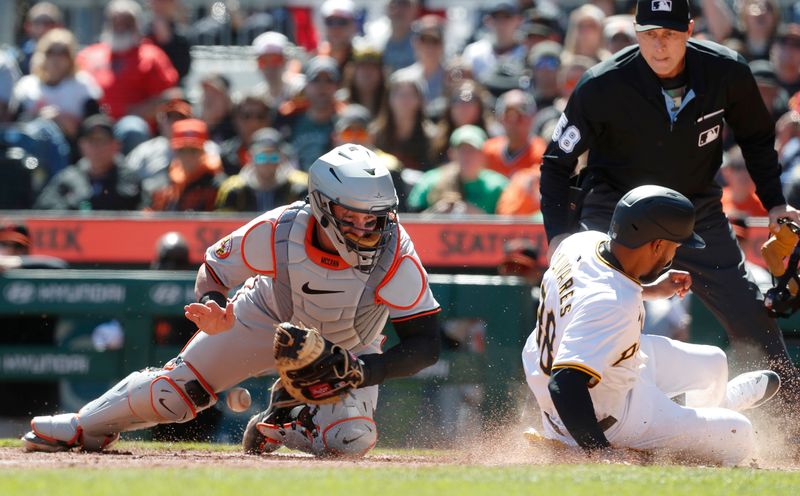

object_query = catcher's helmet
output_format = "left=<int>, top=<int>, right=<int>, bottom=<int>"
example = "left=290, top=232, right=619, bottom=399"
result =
left=608, top=185, right=705, bottom=249
left=307, top=143, right=398, bottom=273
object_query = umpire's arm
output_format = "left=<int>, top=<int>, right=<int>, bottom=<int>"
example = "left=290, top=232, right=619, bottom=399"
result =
left=540, top=77, right=597, bottom=242
left=548, top=368, right=611, bottom=451
left=358, top=312, right=441, bottom=387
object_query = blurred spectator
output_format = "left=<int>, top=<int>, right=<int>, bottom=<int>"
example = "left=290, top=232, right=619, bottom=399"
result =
left=405, top=15, right=447, bottom=105
left=151, top=231, right=193, bottom=270
left=408, top=125, right=507, bottom=214
left=496, top=166, right=541, bottom=217
left=0, top=49, right=21, bottom=123
left=0, top=222, right=64, bottom=418
left=317, top=0, right=358, bottom=75
left=367, top=0, right=420, bottom=73
left=603, top=15, right=637, bottom=55
left=34, top=114, right=140, bottom=210
left=11, top=28, right=102, bottom=143
left=528, top=41, right=562, bottom=110
left=127, top=96, right=210, bottom=181
left=431, top=79, right=494, bottom=164
left=563, top=4, right=609, bottom=63
left=252, top=31, right=305, bottom=111
left=0, top=146, right=39, bottom=209
left=749, top=59, right=789, bottom=121
left=215, top=127, right=307, bottom=212
left=520, top=6, right=563, bottom=54
left=333, top=104, right=411, bottom=211
left=706, top=0, right=779, bottom=61
left=77, top=0, right=178, bottom=121
left=17, top=2, right=63, bottom=75
left=143, top=0, right=192, bottom=83
left=279, top=56, right=340, bottom=171
left=720, top=145, right=768, bottom=218
left=780, top=112, right=800, bottom=203
left=199, top=73, right=236, bottom=143
left=142, top=118, right=225, bottom=211
left=461, top=3, right=526, bottom=82
left=373, top=69, right=433, bottom=171
left=483, top=89, right=545, bottom=178
left=497, top=238, right=545, bottom=286
left=341, top=42, right=387, bottom=119
left=532, top=55, right=595, bottom=141
left=220, top=93, right=272, bottom=175
left=772, top=23, right=800, bottom=97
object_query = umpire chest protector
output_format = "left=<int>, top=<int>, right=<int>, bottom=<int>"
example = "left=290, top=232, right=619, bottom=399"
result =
left=234, top=202, right=426, bottom=352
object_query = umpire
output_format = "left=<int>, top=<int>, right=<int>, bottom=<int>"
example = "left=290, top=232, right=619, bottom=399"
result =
left=540, top=0, right=800, bottom=402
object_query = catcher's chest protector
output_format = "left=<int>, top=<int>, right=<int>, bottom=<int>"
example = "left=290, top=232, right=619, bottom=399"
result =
left=268, top=205, right=399, bottom=351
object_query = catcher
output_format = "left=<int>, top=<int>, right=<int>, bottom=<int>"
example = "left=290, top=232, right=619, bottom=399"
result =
left=23, top=144, right=442, bottom=457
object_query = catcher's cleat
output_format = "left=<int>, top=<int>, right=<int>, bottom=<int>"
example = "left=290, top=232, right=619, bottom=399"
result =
left=243, top=379, right=301, bottom=455
left=724, top=370, right=781, bottom=412
left=22, top=431, right=75, bottom=452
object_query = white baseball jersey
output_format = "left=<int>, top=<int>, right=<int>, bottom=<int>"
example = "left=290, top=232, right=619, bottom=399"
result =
left=203, top=202, right=440, bottom=352
left=522, top=230, right=645, bottom=432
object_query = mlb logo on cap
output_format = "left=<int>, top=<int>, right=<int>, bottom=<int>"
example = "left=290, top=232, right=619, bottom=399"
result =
left=652, top=0, right=672, bottom=12
left=636, top=0, right=690, bottom=32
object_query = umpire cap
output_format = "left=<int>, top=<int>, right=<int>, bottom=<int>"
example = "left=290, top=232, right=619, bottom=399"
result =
left=608, top=185, right=705, bottom=249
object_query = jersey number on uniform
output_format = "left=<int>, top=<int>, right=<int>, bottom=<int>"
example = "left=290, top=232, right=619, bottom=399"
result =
left=536, top=285, right=556, bottom=375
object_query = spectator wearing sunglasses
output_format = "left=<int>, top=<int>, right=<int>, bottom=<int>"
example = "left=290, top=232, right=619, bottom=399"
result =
left=278, top=56, right=342, bottom=171
left=215, top=127, right=307, bottom=213
left=316, top=0, right=359, bottom=77
left=220, top=93, right=272, bottom=175
left=404, top=15, right=448, bottom=105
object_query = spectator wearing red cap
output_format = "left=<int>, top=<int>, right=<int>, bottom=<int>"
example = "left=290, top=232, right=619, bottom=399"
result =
left=142, top=119, right=225, bottom=211
left=127, top=96, right=220, bottom=181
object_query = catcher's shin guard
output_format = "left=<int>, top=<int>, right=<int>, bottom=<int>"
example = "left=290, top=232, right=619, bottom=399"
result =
left=24, top=358, right=216, bottom=452
left=243, top=379, right=302, bottom=454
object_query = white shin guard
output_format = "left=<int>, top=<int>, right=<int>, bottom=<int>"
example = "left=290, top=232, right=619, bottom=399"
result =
left=32, top=358, right=217, bottom=449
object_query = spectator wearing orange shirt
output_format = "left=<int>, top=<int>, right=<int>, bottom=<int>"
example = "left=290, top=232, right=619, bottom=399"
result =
left=142, top=119, right=225, bottom=211
left=720, top=145, right=769, bottom=218
left=483, top=89, right=545, bottom=178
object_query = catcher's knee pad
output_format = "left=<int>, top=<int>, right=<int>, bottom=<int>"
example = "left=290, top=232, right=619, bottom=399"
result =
left=78, top=358, right=217, bottom=439
left=320, top=416, right=377, bottom=457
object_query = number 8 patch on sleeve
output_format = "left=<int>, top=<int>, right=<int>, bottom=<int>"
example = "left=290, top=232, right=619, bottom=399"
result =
left=551, top=114, right=582, bottom=154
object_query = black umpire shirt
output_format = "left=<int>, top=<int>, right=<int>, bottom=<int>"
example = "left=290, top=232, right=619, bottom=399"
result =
left=540, top=39, right=785, bottom=241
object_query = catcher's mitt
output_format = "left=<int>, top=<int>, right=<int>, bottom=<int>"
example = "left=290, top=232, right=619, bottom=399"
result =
left=273, top=322, right=365, bottom=404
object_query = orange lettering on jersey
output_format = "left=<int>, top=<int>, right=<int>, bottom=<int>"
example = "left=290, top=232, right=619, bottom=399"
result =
left=612, top=342, right=640, bottom=367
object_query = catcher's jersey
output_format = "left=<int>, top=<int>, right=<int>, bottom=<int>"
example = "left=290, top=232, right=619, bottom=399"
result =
left=522, top=231, right=645, bottom=428
left=203, top=202, right=440, bottom=352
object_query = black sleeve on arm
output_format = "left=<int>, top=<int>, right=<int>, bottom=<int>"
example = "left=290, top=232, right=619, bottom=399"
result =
left=548, top=367, right=610, bottom=451
left=358, top=312, right=441, bottom=387
left=540, top=78, right=595, bottom=242
left=727, top=58, right=786, bottom=211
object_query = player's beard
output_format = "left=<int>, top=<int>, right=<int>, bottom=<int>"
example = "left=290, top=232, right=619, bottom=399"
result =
left=640, top=256, right=673, bottom=284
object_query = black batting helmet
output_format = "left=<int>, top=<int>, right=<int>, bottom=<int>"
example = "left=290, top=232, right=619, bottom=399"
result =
left=608, top=185, right=705, bottom=249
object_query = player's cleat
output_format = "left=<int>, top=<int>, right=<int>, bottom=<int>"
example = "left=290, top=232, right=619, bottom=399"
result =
left=522, top=427, right=566, bottom=449
left=243, top=379, right=302, bottom=455
left=724, top=370, right=781, bottom=412
left=22, top=413, right=82, bottom=452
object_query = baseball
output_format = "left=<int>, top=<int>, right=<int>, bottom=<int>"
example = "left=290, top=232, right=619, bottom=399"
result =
left=226, top=387, right=252, bottom=412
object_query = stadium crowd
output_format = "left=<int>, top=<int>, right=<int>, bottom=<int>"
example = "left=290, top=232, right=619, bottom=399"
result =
left=0, top=0, right=799, bottom=224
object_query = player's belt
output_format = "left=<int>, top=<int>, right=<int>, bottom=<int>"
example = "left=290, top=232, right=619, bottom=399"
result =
left=544, top=412, right=617, bottom=436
